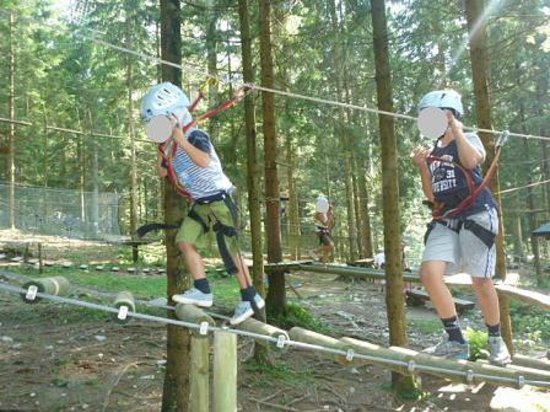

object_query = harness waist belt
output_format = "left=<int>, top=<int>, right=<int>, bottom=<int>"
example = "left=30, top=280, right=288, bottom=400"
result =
left=195, top=191, right=229, bottom=205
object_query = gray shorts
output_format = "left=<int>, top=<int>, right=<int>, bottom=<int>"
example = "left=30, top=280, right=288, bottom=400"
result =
left=422, top=208, right=498, bottom=278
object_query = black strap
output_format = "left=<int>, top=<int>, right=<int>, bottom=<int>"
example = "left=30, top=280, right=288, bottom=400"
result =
left=461, top=219, right=496, bottom=249
left=188, top=208, right=210, bottom=233
left=424, top=218, right=496, bottom=249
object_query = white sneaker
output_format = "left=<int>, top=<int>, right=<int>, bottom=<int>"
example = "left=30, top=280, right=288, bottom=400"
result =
left=488, top=336, right=512, bottom=366
left=423, top=337, right=470, bottom=360
left=229, top=294, right=265, bottom=325
left=172, top=288, right=213, bottom=307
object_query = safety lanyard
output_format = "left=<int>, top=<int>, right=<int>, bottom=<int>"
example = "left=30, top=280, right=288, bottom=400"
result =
left=428, top=131, right=509, bottom=219
left=158, top=84, right=251, bottom=203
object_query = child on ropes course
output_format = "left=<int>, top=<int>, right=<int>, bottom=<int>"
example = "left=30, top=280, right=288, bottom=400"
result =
left=311, top=195, right=335, bottom=264
left=410, top=89, right=511, bottom=365
left=140, top=81, right=264, bottom=325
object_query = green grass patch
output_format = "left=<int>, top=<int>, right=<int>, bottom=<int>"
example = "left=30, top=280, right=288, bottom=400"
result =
left=408, top=318, right=441, bottom=334
left=244, top=358, right=314, bottom=387
left=267, top=303, right=333, bottom=334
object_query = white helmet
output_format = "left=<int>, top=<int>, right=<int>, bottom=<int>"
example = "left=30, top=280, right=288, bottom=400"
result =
left=140, top=82, right=190, bottom=122
left=316, top=195, right=329, bottom=214
left=418, top=90, right=464, bottom=119
left=141, top=82, right=192, bottom=143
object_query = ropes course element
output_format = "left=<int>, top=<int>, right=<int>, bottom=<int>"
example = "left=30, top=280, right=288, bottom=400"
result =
left=1, top=10, right=548, bottom=142
left=0, top=279, right=549, bottom=389
left=79, top=31, right=550, bottom=142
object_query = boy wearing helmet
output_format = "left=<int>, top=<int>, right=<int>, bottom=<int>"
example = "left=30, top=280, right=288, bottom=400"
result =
left=311, top=195, right=335, bottom=263
left=410, top=90, right=510, bottom=365
left=141, top=82, right=264, bottom=325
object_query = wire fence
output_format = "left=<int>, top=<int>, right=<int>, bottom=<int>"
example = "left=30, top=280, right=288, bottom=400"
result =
left=0, top=182, right=121, bottom=240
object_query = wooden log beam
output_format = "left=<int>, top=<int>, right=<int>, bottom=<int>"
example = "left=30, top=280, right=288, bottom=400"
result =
left=21, top=276, right=70, bottom=303
left=174, top=304, right=216, bottom=330
left=237, top=317, right=289, bottom=348
left=341, top=337, right=543, bottom=388
left=288, top=327, right=350, bottom=364
left=512, top=354, right=550, bottom=372
left=296, top=263, right=420, bottom=282
left=494, top=284, right=550, bottom=310
left=113, top=291, right=135, bottom=323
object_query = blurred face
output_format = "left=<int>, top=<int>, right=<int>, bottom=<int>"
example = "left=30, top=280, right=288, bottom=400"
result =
left=417, top=106, right=448, bottom=139
left=145, top=115, right=176, bottom=143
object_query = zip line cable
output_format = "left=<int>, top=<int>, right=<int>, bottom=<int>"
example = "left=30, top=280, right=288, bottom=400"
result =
left=497, top=178, right=550, bottom=195
left=0, top=280, right=547, bottom=388
left=2, top=10, right=549, bottom=142
left=75, top=27, right=550, bottom=142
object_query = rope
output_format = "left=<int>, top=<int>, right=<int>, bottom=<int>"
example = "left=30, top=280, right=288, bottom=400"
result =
left=78, top=31, right=550, bottom=142
left=2, top=12, right=539, bottom=144
left=497, top=179, right=550, bottom=195
left=0, top=281, right=548, bottom=388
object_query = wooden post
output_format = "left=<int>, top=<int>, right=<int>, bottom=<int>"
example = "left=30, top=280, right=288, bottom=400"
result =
left=213, top=330, right=237, bottom=412
left=174, top=304, right=215, bottom=412
left=190, top=334, right=210, bottom=412
left=38, top=242, right=43, bottom=274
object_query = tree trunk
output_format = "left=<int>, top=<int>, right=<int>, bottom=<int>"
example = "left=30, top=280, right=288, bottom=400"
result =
left=329, top=0, right=357, bottom=262
left=258, top=0, right=285, bottom=313
left=370, top=0, right=414, bottom=391
left=358, top=168, right=374, bottom=259
left=126, top=2, right=138, bottom=240
left=8, top=11, right=16, bottom=229
left=159, top=1, right=191, bottom=411
left=465, top=0, right=513, bottom=351
left=206, top=11, right=221, bottom=140
left=286, top=135, right=300, bottom=260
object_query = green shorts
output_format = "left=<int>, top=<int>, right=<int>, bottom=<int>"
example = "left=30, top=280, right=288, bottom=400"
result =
left=175, top=199, right=240, bottom=255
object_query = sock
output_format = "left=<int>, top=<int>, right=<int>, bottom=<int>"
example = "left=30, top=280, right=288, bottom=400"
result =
left=441, top=316, right=466, bottom=344
left=193, top=278, right=211, bottom=294
left=486, top=323, right=501, bottom=337
left=240, top=286, right=256, bottom=302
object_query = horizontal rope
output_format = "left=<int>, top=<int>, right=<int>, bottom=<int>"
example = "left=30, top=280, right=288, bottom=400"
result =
left=0, top=280, right=547, bottom=388
left=498, top=179, right=550, bottom=195
left=75, top=27, right=550, bottom=143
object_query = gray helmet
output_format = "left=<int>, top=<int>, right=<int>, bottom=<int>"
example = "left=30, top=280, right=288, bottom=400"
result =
left=140, top=82, right=191, bottom=124
left=418, top=90, right=464, bottom=119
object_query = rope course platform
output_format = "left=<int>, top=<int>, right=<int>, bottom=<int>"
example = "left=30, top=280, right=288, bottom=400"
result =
left=291, top=262, right=550, bottom=311
left=0, top=274, right=549, bottom=390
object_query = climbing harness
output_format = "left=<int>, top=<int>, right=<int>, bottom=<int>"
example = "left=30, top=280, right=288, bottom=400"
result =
left=428, top=130, right=509, bottom=220
left=423, top=131, right=509, bottom=246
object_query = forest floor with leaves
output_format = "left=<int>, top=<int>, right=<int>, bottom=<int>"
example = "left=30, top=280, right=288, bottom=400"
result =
left=0, top=232, right=548, bottom=411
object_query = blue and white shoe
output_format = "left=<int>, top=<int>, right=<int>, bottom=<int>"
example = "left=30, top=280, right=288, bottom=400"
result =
left=172, top=288, right=213, bottom=307
left=230, top=294, right=265, bottom=325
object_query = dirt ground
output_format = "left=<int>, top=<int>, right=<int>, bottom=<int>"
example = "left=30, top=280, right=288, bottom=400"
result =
left=0, top=233, right=548, bottom=411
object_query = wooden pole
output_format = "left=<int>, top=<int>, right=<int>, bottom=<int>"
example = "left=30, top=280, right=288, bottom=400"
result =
left=172, top=304, right=214, bottom=412
left=190, top=335, right=210, bottom=412
left=213, top=330, right=237, bottom=412
left=237, top=317, right=289, bottom=349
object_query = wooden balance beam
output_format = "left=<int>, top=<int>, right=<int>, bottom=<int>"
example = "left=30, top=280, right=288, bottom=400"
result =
left=295, top=263, right=549, bottom=311
left=405, top=288, right=475, bottom=313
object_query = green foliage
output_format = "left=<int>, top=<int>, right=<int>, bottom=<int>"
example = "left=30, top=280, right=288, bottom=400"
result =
left=465, top=328, right=489, bottom=362
left=510, top=300, right=550, bottom=341
left=267, top=303, right=333, bottom=334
